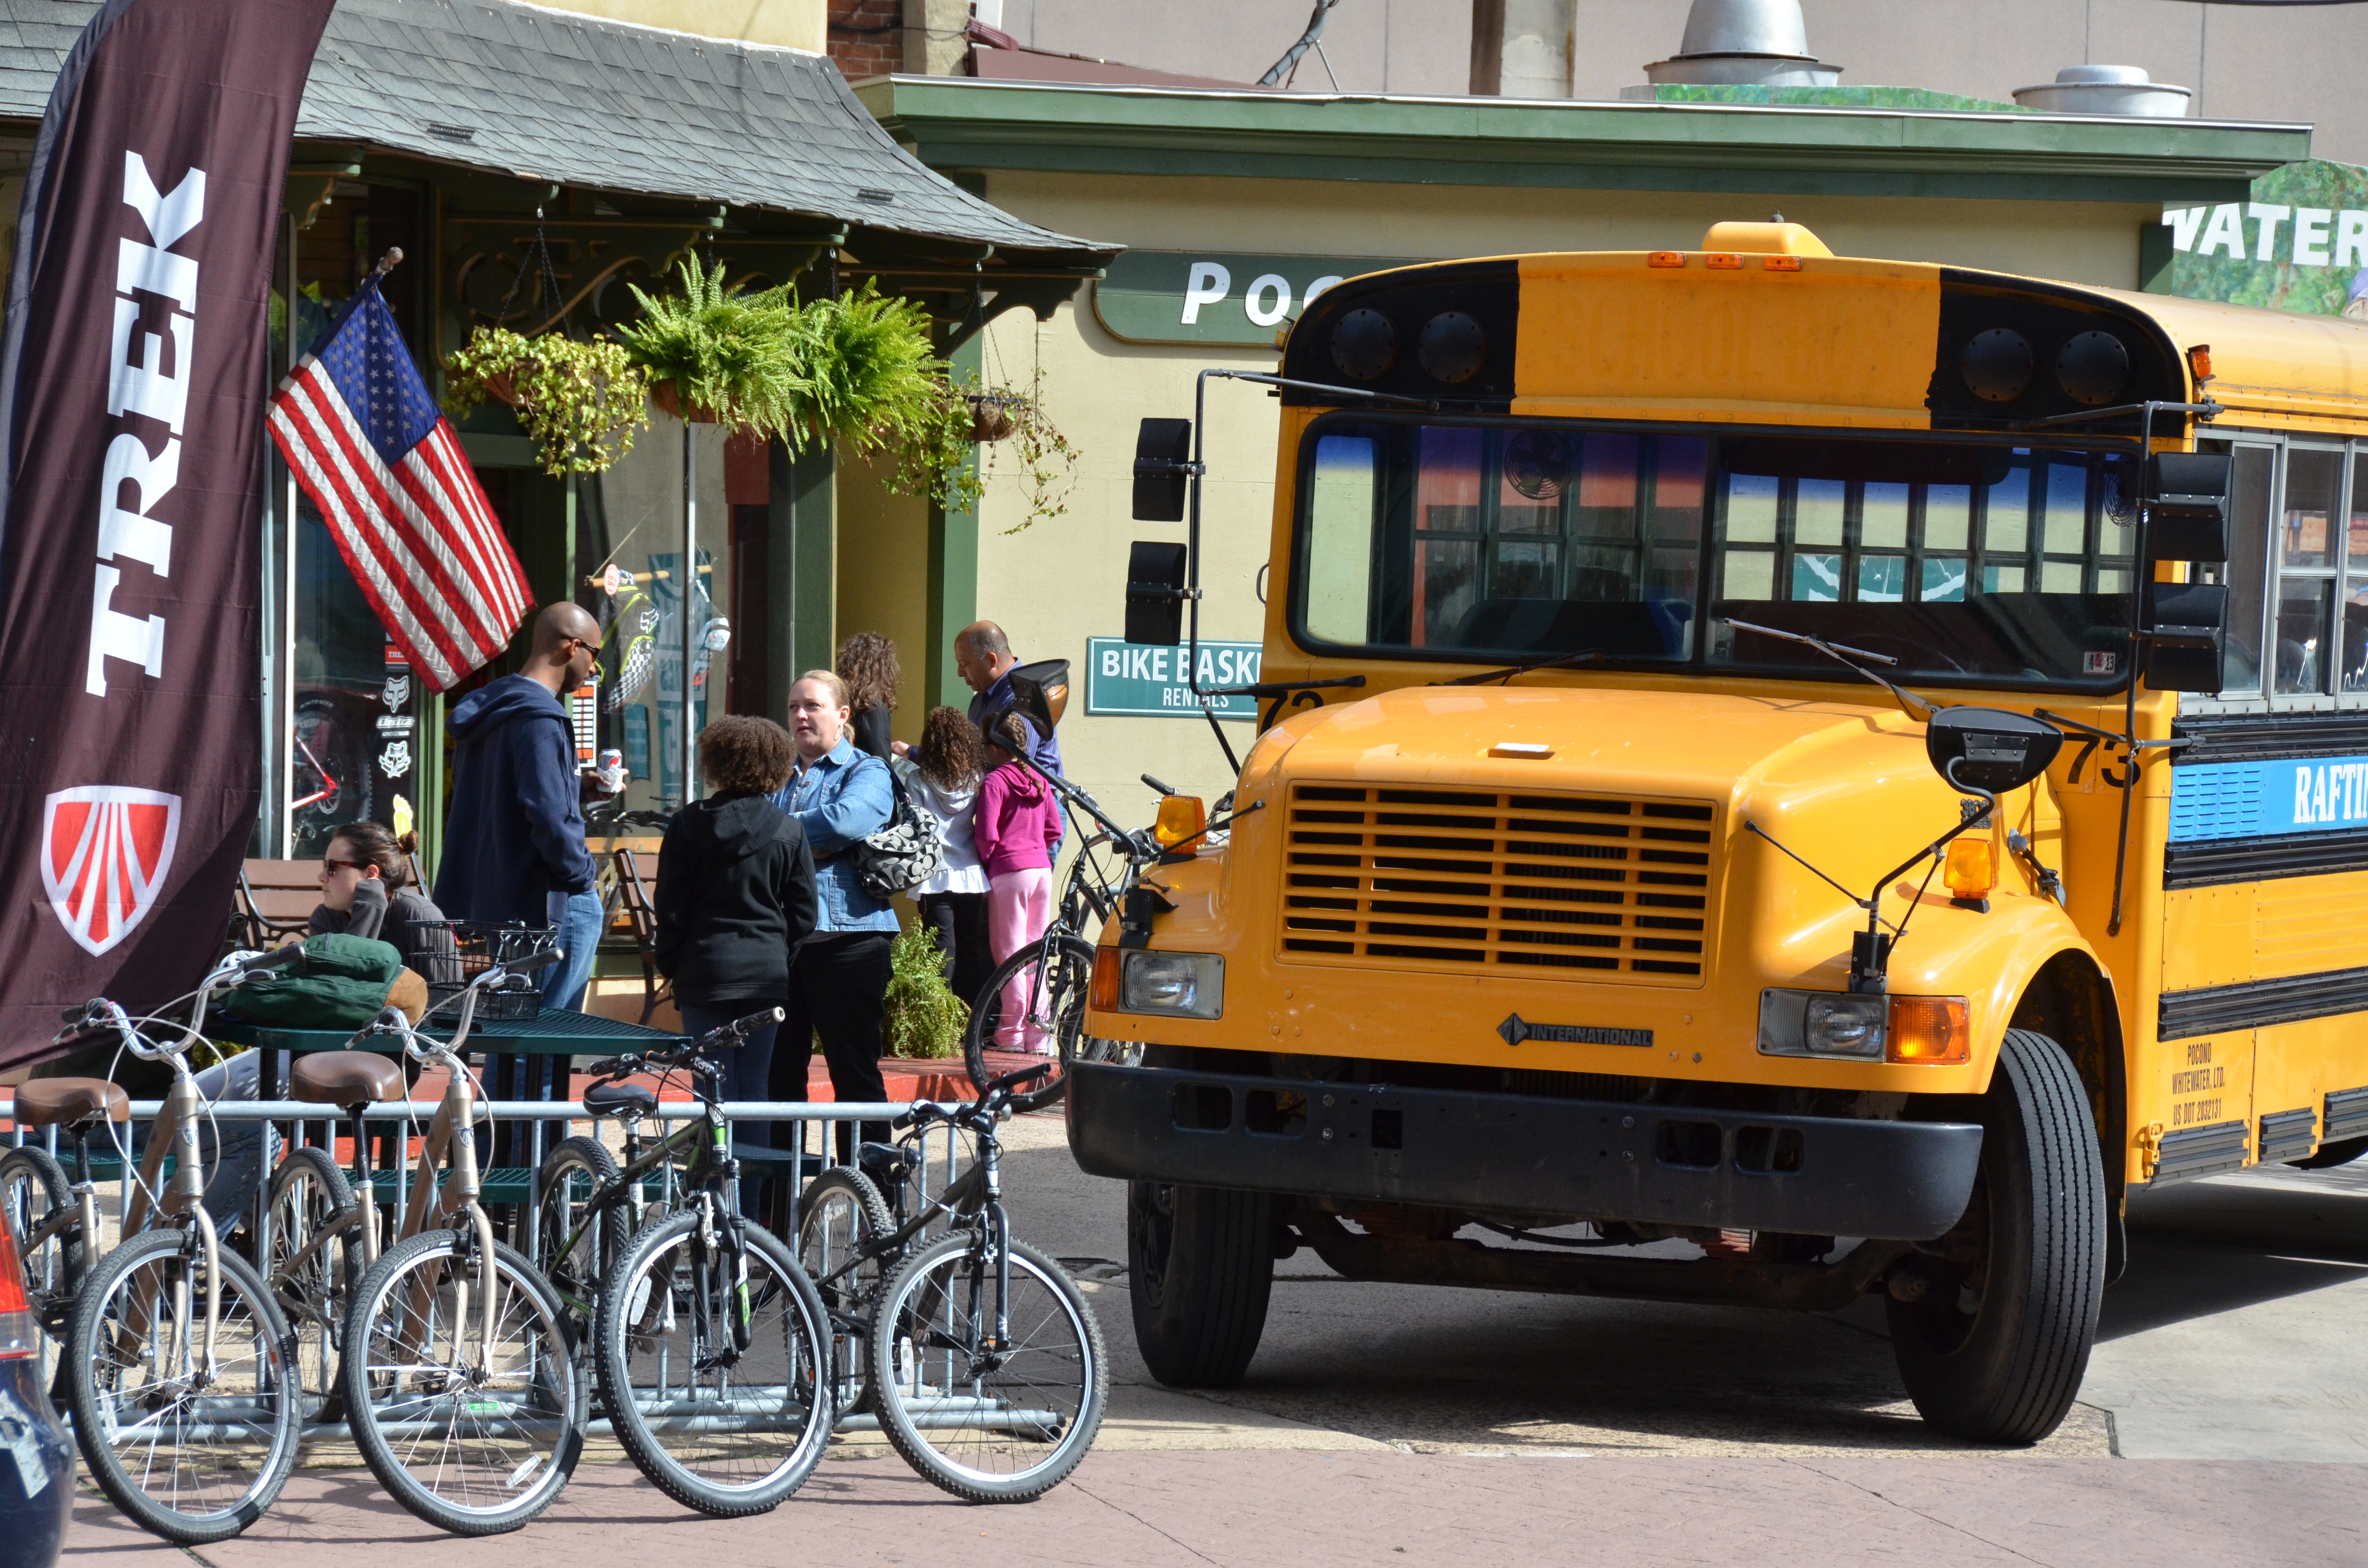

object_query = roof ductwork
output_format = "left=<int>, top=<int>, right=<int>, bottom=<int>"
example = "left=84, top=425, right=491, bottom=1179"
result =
left=1639, top=0, right=1839, bottom=88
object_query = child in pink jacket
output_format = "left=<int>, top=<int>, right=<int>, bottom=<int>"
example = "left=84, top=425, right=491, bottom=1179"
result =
left=972, top=714, right=1064, bottom=1051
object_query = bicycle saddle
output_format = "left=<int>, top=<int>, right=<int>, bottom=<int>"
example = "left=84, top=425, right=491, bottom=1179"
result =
left=291, top=1051, right=405, bottom=1105
left=583, top=1081, right=658, bottom=1120
left=12, top=1077, right=129, bottom=1128
left=856, top=1141, right=913, bottom=1184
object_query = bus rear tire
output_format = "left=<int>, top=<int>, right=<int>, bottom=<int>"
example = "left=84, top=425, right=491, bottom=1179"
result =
left=1127, top=1181, right=1274, bottom=1388
left=1887, top=1028, right=2104, bottom=1445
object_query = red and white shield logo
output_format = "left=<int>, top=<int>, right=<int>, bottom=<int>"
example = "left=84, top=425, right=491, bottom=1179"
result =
left=40, top=786, right=181, bottom=957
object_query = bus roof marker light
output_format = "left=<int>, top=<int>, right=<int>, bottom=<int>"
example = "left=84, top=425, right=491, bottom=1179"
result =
left=2188, top=343, right=2214, bottom=385
left=1762, top=255, right=1802, bottom=272
left=1488, top=741, right=1555, bottom=760
left=1961, top=327, right=2034, bottom=404
left=1647, top=252, right=1686, bottom=268
left=1705, top=253, right=1742, bottom=270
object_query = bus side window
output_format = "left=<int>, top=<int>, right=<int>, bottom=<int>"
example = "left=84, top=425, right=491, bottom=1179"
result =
left=2209, top=445, right=2276, bottom=699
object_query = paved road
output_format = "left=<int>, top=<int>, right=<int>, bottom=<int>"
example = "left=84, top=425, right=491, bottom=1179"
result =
left=55, top=1112, right=2368, bottom=1565
left=998, top=1111, right=2368, bottom=1463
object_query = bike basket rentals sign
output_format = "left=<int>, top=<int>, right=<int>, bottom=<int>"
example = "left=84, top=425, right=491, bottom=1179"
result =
left=1085, top=637, right=1264, bottom=721
left=0, top=0, right=334, bottom=1063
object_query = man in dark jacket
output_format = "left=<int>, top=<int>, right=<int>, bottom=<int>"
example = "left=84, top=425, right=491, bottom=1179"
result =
left=434, top=603, right=604, bottom=1009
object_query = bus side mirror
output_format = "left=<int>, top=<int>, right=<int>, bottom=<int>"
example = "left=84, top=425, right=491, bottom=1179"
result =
left=1133, top=418, right=1195, bottom=522
left=1925, top=708, right=2062, bottom=796
left=2147, top=452, right=2231, bottom=563
left=2141, top=580, right=2226, bottom=693
left=1125, top=540, right=1189, bottom=647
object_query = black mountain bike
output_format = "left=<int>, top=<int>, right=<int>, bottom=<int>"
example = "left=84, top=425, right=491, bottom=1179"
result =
left=534, top=1010, right=835, bottom=1517
left=799, top=1063, right=1106, bottom=1502
left=962, top=768, right=1163, bottom=1114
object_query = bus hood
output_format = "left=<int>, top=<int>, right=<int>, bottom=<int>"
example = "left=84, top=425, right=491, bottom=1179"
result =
left=1252, top=682, right=1948, bottom=808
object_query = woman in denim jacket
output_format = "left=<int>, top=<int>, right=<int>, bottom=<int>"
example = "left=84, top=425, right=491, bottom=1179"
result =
left=768, top=669, right=899, bottom=1159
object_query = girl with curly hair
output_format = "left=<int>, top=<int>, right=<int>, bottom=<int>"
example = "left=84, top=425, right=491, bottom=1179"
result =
left=836, top=630, right=900, bottom=760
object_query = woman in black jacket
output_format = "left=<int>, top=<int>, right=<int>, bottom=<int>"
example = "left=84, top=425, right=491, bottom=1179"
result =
left=654, top=716, right=819, bottom=1170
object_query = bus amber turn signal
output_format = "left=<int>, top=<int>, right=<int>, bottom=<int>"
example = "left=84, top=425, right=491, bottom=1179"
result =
left=1153, top=794, right=1208, bottom=847
left=1943, top=838, right=1997, bottom=900
left=1887, top=997, right=1971, bottom=1065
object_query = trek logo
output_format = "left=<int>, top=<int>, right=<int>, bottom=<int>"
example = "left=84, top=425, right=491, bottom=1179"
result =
left=87, top=151, right=207, bottom=698
left=39, top=786, right=181, bottom=956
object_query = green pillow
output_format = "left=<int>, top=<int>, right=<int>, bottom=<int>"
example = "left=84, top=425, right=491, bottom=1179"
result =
left=221, top=933, right=408, bottom=1030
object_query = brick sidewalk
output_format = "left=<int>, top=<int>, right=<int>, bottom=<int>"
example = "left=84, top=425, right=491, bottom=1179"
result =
left=60, top=1452, right=2368, bottom=1568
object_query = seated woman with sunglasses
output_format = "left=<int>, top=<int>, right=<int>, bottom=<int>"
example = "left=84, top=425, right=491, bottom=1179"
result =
left=302, top=820, right=457, bottom=974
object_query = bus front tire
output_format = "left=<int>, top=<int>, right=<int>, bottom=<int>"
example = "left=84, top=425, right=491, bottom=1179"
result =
left=1127, top=1181, right=1274, bottom=1388
left=1887, top=1028, right=2105, bottom=1445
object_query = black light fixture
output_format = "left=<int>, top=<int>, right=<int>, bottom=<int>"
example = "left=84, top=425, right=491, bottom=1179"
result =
left=1331, top=308, right=1399, bottom=381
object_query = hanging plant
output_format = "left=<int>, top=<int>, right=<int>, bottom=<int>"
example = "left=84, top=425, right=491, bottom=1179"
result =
left=613, top=258, right=812, bottom=443
left=964, top=364, right=1079, bottom=533
left=442, top=327, right=652, bottom=476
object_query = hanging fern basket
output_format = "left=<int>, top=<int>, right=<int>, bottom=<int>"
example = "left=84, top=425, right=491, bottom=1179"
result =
left=650, top=379, right=726, bottom=425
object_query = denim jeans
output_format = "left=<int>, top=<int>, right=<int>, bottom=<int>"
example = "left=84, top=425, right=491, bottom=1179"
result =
left=193, top=1050, right=276, bottom=1229
left=679, top=1001, right=782, bottom=1220
left=543, top=887, right=604, bottom=1010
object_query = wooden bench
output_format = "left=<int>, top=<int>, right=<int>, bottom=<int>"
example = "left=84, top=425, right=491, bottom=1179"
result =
left=234, top=858, right=321, bottom=948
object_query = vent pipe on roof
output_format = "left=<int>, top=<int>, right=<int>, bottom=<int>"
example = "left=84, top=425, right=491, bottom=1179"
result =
left=2011, top=65, right=2192, bottom=118
left=1639, top=0, right=1839, bottom=88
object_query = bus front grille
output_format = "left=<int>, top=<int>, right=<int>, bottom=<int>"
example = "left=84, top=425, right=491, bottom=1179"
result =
left=1277, top=783, right=1715, bottom=985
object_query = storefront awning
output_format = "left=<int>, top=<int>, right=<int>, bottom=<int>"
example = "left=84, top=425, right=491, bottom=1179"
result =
left=0, top=0, right=1117, bottom=270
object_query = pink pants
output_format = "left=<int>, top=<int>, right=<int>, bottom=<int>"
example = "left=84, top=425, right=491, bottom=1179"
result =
left=987, top=867, right=1055, bottom=1052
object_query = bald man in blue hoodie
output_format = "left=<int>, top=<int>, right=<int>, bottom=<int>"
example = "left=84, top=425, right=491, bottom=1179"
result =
left=435, top=603, right=604, bottom=1009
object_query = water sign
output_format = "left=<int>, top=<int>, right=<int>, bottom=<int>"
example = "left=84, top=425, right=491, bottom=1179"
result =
left=1085, top=638, right=1264, bottom=721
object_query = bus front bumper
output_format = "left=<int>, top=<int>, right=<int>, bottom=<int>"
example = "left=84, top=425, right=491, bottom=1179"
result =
left=1066, top=1062, right=1984, bottom=1242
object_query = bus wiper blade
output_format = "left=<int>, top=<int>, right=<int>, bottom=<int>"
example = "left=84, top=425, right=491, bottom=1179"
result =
left=1720, top=617, right=1938, bottom=721
left=1444, top=650, right=1605, bottom=687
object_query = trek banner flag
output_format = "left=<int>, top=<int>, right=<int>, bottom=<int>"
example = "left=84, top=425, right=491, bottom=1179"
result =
left=0, top=0, right=335, bottom=1064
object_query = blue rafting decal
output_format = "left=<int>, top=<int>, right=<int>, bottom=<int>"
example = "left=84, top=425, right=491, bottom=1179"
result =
left=2169, top=755, right=2368, bottom=842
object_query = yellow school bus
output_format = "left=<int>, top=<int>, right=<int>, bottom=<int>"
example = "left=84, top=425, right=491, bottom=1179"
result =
left=1069, top=220, right=2368, bottom=1443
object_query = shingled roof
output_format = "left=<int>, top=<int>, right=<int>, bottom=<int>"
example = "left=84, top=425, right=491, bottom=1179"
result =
left=0, top=0, right=1113, bottom=264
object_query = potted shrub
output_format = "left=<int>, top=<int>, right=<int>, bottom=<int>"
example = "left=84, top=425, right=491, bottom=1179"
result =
left=442, top=328, right=651, bottom=476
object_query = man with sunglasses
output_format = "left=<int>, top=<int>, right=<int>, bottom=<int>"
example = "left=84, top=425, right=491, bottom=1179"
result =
left=433, top=602, right=607, bottom=1009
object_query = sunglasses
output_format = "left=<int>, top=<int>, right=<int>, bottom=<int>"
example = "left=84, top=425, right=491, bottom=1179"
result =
left=322, top=857, right=367, bottom=873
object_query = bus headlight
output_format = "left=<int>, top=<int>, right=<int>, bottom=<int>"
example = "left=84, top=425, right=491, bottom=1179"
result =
left=1119, top=951, right=1224, bottom=1019
left=1759, top=990, right=1969, bottom=1063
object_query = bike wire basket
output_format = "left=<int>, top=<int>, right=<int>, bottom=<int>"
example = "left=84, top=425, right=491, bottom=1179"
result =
left=407, top=919, right=555, bottom=1019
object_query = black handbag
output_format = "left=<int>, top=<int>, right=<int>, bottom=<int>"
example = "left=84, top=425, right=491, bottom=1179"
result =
left=851, top=765, right=944, bottom=899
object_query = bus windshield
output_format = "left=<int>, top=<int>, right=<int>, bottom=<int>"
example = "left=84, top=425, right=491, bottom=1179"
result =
left=1294, top=417, right=2142, bottom=690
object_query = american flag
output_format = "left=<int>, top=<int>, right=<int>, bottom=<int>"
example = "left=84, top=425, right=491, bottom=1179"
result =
left=266, top=281, right=532, bottom=691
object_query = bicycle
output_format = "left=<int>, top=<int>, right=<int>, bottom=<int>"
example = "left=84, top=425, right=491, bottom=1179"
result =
left=326, top=952, right=587, bottom=1536
left=800, top=1062, right=1107, bottom=1502
left=15, top=949, right=307, bottom=1544
left=961, top=767, right=1164, bottom=1114
left=549, top=1012, right=834, bottom=1517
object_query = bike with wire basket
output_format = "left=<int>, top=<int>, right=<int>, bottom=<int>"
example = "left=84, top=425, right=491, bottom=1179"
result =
left=797, top=1061, right=1107, bottom=1503
left=253, top=946, right=585, bottom=1535
left=528, top=1006, right=836, bottom=1518
left=0, top=947, right=307, bottom=1544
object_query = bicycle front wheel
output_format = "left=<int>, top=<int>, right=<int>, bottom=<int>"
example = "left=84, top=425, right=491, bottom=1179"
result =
left=0, top=1145, right=79, bottom=1346
left=262, top=1146, right=357, bottom=1404
left=869, top=1233, right=1107, bottom=1503
left=962, top=934, right=1098, bottom=1113
left=340, top=1227, right=584, bottom=1535
left=595, top=1207, right=834, bottom=1517
left=68, top=1227, right=301, bottom=1544
left=532, top=1134, right=621, bottom=1326
left=796, top=1166, right=894, bottom=1414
